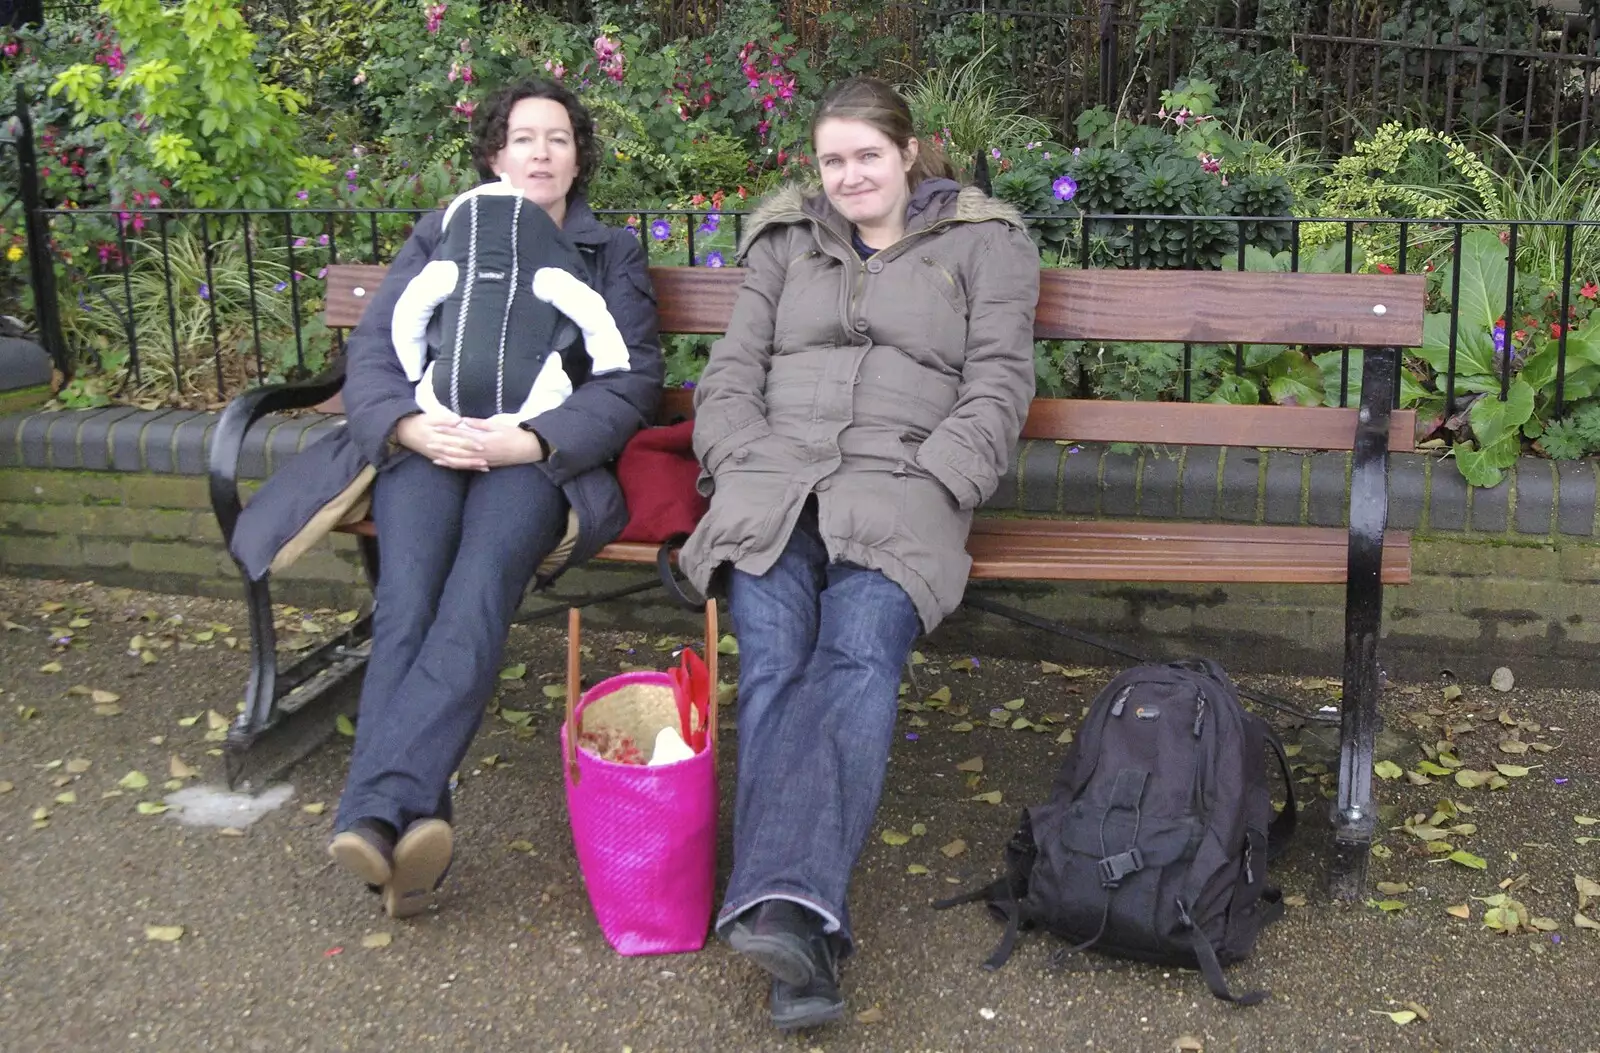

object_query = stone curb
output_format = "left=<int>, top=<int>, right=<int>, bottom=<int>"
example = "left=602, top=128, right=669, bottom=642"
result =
left=1, top=409, right=1597, bottom=538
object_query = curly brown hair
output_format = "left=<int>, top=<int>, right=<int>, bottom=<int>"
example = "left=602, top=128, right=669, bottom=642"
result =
left=470, top=78, right=600, bottom=201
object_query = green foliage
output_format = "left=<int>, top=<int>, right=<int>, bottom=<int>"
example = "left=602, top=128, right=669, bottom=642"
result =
left=49, top=0, right=321, bottom=208
left=899, top=47, right=1052, bottom=162
left=1408, top=229, right=1600, bottom=486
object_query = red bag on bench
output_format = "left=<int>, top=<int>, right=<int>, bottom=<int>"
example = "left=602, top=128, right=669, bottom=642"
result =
left=615, top=419, right=708, bottom=544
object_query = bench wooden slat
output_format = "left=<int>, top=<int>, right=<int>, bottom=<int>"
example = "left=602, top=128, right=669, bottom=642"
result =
left=1022, top=399, right=1416, bottom=452
left=336, top=518, right=1410, bottom=584
left=326, top=264, right=1426, bottom=349
left=966, top=518, right=1410, bottom=585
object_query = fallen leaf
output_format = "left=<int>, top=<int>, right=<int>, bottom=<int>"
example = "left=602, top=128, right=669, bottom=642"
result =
left=956, top=756, right=984, bottom=773
left=1448, top=850, right=1488, bottom=870
left=941, top=839, right=968, bottom=858
left=335, top=714, right=356, bottom=737
left=301, top=802, right=327, bottom=816
left=136, top=802, right=169, bottom=815
left=507, top=840, right=534, bottom=853
left=539, top=684, right=565, bottom=700
left=1446, top=904, right=1470, bottom=919
left=336, top=610, right=360, bottom=624
left=1576, top=875, right=1600, bottom=912
left=1371, top=1010, right=1417, bottom=1025
left=360, top=932, right=392, bottom=949
left=1376, top=882, right=1411, bottom=895
left=1283, top=895, right=1307, bottom=908
left=949, top=657, right=977, bottom=672
left=499, top=709, right=532, bottom=728
left=1171, top=1037, right=1204, bottom=1053
left=219, top=827, right=245, bottom=837
left=169, top=756, right=199, bottom=780
left=1416, top=760, right=1452, bottom=776
left=1370, top=844, right=1393, bottom=859
left=880, top=830, right=911, bottom=846
left=1403, top=1003, right=1432, bottom=1022
left=926, top=686, right=951, bottom=705
left=909, top=650, right=926, bottom=666
left=0, top=782, right=12, bottom=794
left=54, top=791, right=77, bottom=805
left=906, top=864, right=930, bottom=875
left=910, top=823, right=927, bottom=837
left=498, top=663, right=526, bottom=681
left=970, top=791, right=1003, bottom=805
left=90, top=689, right=120, bottom=704
left=717, top=634, right=739, bottom=655
left=145, top=925, right=185, bottom=942
left=855, top=1007, right=884, bottom=1024
left=65, top=758, right=91, bottom=774
left=1494, top=764, right=1531, bottom=778
left=1373, top=760, right=1403, bottom=780
left=1056, top=728, right=1074, bottom=744
left=1404, top=771, right=1433, bottom=786
left=1010, top=717, right=1032, bottom=731
left=1455, top=770, right=1495, bottom=789
left=1530, top=917, right=1561, bottom=931
left=1575, top=911, right=1600, bottom=930
left=1499, top=739, right=1530, bottom=756
left=1370, top=899, right=1406, bottom=912
left=93, top=704, right=123, bottom=717
left=1441, top=684, right=1462, bottom=702
left=948, top=722, right=974, bottom=733
left=1576, top=816, right=1599, bottom=826
left=206, top=710, right=229, bottom=731
left=38, top=661, right=62, bottom=674
left=118, top=770, right=149, bottom=790
left=177, top=713, right=201, bottom=727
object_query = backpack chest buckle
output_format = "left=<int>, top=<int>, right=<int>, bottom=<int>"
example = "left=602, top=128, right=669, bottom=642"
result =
left=1098, top=848, right=1145, bottom=887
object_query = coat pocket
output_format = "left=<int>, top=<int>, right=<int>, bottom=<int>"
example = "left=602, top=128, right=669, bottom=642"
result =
left=914, top=255, right=967, bottom=319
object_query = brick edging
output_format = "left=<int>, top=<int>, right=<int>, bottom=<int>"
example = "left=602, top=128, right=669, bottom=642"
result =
left=2, top=408, right=1596, bottom=539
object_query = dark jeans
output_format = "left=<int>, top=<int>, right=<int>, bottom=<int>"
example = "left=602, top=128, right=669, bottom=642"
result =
left=716, top=504, right=922, bottom=953
left=335, top=454, right=567, bottom=835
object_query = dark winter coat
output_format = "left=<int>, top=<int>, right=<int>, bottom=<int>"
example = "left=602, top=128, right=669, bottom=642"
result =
left=229, top=196, right=663, bottom=583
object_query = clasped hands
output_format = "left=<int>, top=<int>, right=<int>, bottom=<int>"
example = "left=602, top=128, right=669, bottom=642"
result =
left=394, top=411, right=543, bottom=472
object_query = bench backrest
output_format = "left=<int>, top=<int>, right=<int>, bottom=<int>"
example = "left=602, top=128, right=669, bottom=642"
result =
left=324, top=264, right=1422, bottom=452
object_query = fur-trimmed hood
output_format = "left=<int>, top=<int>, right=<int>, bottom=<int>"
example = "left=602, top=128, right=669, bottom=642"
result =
left=736, top=180, right=1026, bottom=259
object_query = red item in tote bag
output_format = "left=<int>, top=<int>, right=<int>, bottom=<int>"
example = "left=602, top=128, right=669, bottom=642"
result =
left=560, top=602, right=720, bottom=956
left=615, top=420, right=708, bottom=544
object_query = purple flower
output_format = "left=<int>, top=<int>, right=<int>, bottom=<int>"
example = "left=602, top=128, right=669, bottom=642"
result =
left=704, top=251, right=725, bottom=268
left=681, top=380, right=696, bottom=390
left=1555, top=777, right=1569, bottom=785
left=273, top=281, right=287, bottom=292
left=317, top=234, right=329, bottom=246
left=625, top=224, right=639, bottom=238
left=905, top=733, right=920, bottom=741
left=990, top=148, right=1001, bottom=160
left=650, top=218, right=672, bottom=241
left=198, top=283, right=209, bottom=301
left=1492, top=324, right=1506, bottom=353
left=697, top=211, right=720, bottom=234
left=293, top=237, right=307, bottom=248
left=295, top=190, right=308, bottom=201
left=1052, top=175, right=1078, bottom=203
left=316, top=266, right=328, bottom=279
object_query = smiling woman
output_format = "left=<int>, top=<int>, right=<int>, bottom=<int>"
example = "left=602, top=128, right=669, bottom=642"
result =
left=679, top=75, right=1039, bottom=1033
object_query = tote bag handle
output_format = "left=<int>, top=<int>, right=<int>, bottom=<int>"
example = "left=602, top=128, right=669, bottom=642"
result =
left=565, top=599, right=719, bottom=784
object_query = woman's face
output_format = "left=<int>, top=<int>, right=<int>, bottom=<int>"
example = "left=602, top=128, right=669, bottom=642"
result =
left=814, top=117, right=916, bottom=231
left=491, top=96, right=580, bottom=221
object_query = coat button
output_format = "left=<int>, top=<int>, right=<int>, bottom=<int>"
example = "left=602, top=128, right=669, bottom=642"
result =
left=866, top=259, right=884, bottom=273
left=815, top=478, right=832, bottom=492
left=854, top=318, right=868, bottom=331
left=733, top=448, right=749, bottom=463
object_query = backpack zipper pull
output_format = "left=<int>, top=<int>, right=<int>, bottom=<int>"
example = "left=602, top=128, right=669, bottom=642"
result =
left=1111, top=686, right=1131, bottom=718
left=1193, top=692, right=1207, bottom=738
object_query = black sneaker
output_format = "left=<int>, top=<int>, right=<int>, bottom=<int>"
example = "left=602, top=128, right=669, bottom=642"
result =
left=726, top=900, right=827, bottom=987
left=770, top=968, right=846, bottom=1032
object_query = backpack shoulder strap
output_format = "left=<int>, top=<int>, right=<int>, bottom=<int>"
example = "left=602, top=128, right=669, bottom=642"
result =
left=1176, top=899, right=1270, bottom=1005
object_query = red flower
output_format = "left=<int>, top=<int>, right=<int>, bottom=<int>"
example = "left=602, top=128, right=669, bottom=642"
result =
left=1375, top=262, right=1394, bottom=275
left=736, top=186, right=747, bottom=199
left=1582, top=282, right=1598, bottom=300
left=1551, top=323, right=1564, bottom=340
left=1513, top=329, right=1527, bottom=344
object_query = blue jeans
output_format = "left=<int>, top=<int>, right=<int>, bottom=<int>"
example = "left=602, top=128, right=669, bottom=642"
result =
left=716, top=503, right=922, bottom=954
left=335, top=454, right=567, bottom=835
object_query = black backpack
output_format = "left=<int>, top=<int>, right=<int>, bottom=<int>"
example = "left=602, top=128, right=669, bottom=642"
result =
left=936, top=659, right=1297, bottom=1005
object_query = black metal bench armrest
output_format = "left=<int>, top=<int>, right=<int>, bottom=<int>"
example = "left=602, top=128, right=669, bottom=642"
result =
left=208, top=361, right=348, bottom=545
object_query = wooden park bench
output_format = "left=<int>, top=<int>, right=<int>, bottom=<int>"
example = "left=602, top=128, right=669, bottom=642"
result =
left=209, top=258, right=1423, bottom=898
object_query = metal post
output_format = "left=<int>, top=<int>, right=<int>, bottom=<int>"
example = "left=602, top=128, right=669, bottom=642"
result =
left=1098, top=0, right=1118, bottom=107
left=14, top=87, right=70, bottom=378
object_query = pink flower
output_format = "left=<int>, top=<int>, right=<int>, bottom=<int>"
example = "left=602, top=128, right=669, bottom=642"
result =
left=352, top=71, right=366, bottom=85
left=452, top=99, right=475, bottom=119
left=424, top=3, right=446, bottom=34
left=1, top=42, right=18, bottom=58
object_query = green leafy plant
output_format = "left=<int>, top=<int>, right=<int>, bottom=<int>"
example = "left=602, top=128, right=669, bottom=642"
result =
left=899, top=47, right=1052, bottom=161
left=49, top=0, right=325, bottom=209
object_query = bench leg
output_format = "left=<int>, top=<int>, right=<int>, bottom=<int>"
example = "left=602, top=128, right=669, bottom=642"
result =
left=1329, top=346, right=1399, bottom=900
left=230, top=572, right=282, bottom=754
